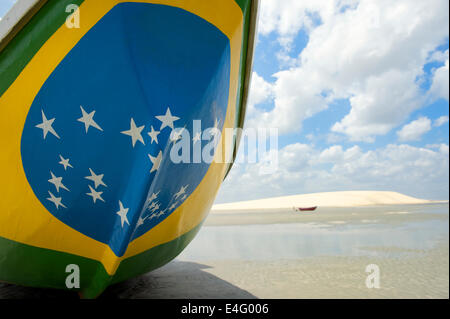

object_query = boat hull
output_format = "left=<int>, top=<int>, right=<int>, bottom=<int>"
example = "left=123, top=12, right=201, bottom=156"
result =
left=294, top=207, right=318, bottom=212
left=0, top=0, right=257, bottom=297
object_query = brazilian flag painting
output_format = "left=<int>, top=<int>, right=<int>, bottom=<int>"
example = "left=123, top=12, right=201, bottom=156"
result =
left=0, top=0, right=258, bottom=298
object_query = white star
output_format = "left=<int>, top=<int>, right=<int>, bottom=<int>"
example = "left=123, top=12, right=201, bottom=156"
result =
left=47, top=191, right=66, bottom=209
left=148, top=191, right=159, bottom=202
left=121, top=118, right=145, bottom=147
left=59, top=155, right=73, bottom=170
left=145, top=191, right=160, bottom=207
left=169, top=203, right=177, bottom=211
left=181, top=194, right=187, bottom=201
left=116, top=201, right=130, bottom=228
left=48, top=171, right=69, bottom=193
left=170, top=128, right=185, bottom=144
left=136, top=216, right=147, bottom=228
left=174, top=185, right=189, bottom=200
left=156, top=107, right=180, bottom=130
left=86, top=185, right=105, bottom=204
left=36, top=110, right=60, bottom=139
left=149, top=203, right=160, bottom=212
left=85, top=168, right=107, bottom=189
left=193, top=132, right=201, bottom=144
left=77, top=106, right=103, bottom=133
left=148, top=126, right=160, bottom=144
left=149, top=151, right=163, bottom=173
left=157, top=209, right=167, bottom=217
left=212, top=118, right=221, bottom=137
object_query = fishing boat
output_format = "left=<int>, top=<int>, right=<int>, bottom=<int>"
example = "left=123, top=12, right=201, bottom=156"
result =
left=0, top=0, right=258, bottom=298
left=293, top=207, right=318, bottom=212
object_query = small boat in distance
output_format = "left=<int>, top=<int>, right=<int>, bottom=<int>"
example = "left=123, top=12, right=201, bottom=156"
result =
left=0, top=0, right=259, bottom=298
left=293, top=206, right=318, bottom=212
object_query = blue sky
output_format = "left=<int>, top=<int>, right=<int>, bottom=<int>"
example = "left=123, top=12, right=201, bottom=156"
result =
left=0, top=0, right=15, bottom=18
left=1, top=0, right=449, bottom=201
left=259, top=42, right=450, bottom=152
left=218, top=0, right=449, bottom=202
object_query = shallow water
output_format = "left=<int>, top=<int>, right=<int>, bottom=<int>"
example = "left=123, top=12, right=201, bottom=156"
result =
left=1, top=203, right=447, bottom=298
left=178, top=203, right=449, bottom=261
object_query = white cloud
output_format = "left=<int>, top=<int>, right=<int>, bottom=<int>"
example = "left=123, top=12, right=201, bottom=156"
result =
left=247, top=66, right=328, bottom=133
left=430, top=58, right=449, bottom=101
left=216, top=142, right=449, bottom=202
left=396, top=117, right=432, bottom=142
left=434, top=115, right=449, bottom=127
left=258, top=0, right=337, bottom=47
left=318, top=145, right=363, bottom=163
left=249, top=0, right=449, bottom=142
left=222, top=1, right=449, bottom=203
left=332, top=70, right=424, bottom=142
left=247, top=72, right=274, bottom=113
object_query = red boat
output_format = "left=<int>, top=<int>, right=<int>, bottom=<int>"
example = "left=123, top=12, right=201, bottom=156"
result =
left=293, top=206, right=318, bottom=212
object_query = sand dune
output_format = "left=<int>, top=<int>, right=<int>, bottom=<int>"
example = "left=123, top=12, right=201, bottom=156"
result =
left=212, top=191, right=442, bottom=211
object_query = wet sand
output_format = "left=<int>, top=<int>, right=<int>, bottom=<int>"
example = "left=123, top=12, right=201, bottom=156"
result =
left=2, top=245, right=447, bottom=299
left=187, top=243, right=448, bottom=299
left=0, top=203, right=448, bottom=299
left=206, top=204, right=448, bottom=226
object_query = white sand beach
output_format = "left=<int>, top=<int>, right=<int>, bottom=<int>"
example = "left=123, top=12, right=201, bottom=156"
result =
left=101, top=200, right=448, bottom=299
left=212, top=191, right=444, bottom=212
left=1, top=196, right=448, bottom=299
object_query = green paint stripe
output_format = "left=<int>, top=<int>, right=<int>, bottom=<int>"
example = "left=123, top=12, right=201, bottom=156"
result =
left=225, top=0, right=253, bottom=177
left=234, top=0, right=251, bottom=12
left=0, top=0, right=85, bottom=98
left=0, top=0, right=252, bottom=296
left=235, top=0, right=252, bottom=130
left=0, top=222, right=202, bottom=297
left=0, top=234, right=110, bottom=297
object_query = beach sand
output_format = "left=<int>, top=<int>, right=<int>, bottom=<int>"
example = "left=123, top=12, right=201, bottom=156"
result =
left=212, top=191, right=443, bottom=211
left=0, top=196, right=448, bottom=299
left=100, top=201, right=450, bottom=299
left=205, top=204, right=447, bottom=226
left=178, top=243, right=449, bottom=299
left=3, top=242, right=447, bottom=299
left=130, top=202, right=447, bottom=299
left=102, top=241, right=449, bottom=299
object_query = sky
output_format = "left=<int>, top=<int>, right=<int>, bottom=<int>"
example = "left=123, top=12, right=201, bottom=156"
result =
left=1, top=0, right=449, bottom=202
left=219, top=0, right=449, bottom=202
left=0, top=0, right=15, bottom=19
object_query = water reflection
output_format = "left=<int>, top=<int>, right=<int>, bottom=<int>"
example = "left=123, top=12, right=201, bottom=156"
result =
left=178, top=205, right=449, bottom=261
